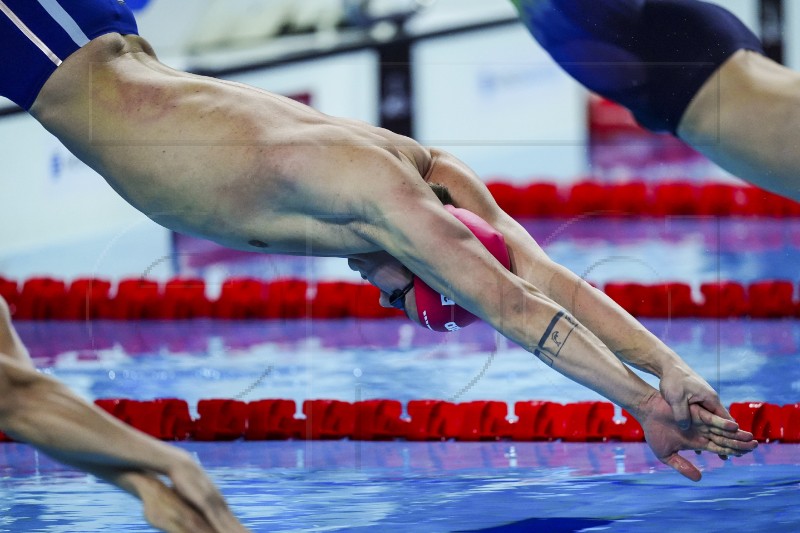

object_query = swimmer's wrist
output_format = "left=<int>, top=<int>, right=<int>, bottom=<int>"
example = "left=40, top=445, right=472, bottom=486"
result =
left=166, top=449, right=197, bottom=473
left=115, top=470, right=152, bottom=499
left=625, top=388, right=661, bottom=423
left=136, top=444, right=195, bottom=477
left=614, top=346, right=686, bottom=379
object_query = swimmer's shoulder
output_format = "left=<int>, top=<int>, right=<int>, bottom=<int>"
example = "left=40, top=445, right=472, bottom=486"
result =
left=31, top=33, right=157, bottom=118
left=343, top=120, right=433, bottom=179
left=374, top=129, right=432, bottom=179
left=401, top=142, right=433, bottom=180
left=66, top=33, right=156, bottom=66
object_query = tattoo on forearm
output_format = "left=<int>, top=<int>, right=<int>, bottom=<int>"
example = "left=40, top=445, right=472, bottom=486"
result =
left=533, top=311, right=578, bottom=367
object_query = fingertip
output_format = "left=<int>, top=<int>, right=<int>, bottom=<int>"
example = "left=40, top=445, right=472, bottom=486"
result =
left=681, top=467, right=702, bottom=482
left=668, top=455, right=702, bottom=482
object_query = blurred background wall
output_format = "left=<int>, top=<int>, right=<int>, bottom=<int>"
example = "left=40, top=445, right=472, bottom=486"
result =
left=0, top=0, right=788, bottom=282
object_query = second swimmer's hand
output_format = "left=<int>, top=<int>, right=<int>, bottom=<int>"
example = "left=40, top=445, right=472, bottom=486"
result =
left=168, top=456, right=251, bottom=533
left=133, top=473, right=217, bottom=533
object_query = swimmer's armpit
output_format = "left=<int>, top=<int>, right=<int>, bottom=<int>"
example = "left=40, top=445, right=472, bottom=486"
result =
left=533, top=310, right=578, bottom=367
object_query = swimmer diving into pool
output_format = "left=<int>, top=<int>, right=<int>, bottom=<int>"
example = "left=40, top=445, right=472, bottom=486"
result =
left=0, top=1, right=756, bottom=529
left=511, top=0, right=800, bottom=201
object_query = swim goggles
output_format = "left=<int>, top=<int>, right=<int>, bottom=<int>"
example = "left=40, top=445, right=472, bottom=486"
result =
left=388, top=280, right=415, bottom=310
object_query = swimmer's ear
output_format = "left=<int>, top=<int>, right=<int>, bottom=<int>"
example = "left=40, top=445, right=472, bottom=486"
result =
left=428, top=182, right=454, bottom=206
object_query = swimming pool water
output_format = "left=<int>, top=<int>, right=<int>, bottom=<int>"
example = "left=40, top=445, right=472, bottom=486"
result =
left=3, top=217, right=800, bottom=532
left=17, top=318, right=800, bottom=408
left=1, top=439, right=798, bottom=532
left=3, top=317, right=799, bottom=532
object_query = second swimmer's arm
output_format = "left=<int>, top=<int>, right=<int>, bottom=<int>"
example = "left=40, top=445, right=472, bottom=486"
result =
left=0, top=355, right=247, bottom=532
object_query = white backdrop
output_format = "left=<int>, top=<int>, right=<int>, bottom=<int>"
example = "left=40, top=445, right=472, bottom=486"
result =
left=0, top=113, right=172, bottom=281
left=785, top=0, right=800, bottom=70
left=0, top=0, right=789, bottom=281
left=226, top=50, right=379, bottom=125
left=412, top=23, right=588, bottom=181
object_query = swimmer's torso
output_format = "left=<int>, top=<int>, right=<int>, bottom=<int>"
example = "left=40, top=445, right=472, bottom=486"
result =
left=30, top=34, right=433, bottom=256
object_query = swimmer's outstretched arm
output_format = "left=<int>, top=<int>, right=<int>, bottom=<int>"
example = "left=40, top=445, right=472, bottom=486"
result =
left=424, top=150, right=732, bottom=430
left=0, top=358, right=247, bottom=532
left=359, top=153, right=755, bottom=480
left=0, top=299, right=247, bottom=533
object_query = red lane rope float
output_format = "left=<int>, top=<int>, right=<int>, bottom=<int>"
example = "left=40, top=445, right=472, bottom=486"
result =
left=3, top=277, right=800, bottom=320
left=0, top=276, right=401, bottom=321
left=486, top=180, right=800, bottom=218
left=603, top=280, right=800, bottom=319
left=1, top=399, right=796, bottom=444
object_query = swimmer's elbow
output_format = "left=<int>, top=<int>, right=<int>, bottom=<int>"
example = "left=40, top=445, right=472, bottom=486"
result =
left=0, top=297, right=10, bottom=323
left=483, top=277, right=548, bottom=327
left=0, top=354, right=32, bottom=418
left=0, top=354, right=47, bottom=396
left=510, top=281, right=569, bottom=338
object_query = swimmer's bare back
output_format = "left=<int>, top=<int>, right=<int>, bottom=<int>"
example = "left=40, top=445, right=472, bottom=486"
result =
left=29, top=33, right=434, bottom=256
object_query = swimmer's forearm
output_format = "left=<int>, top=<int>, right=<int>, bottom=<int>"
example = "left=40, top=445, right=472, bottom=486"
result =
left=37, top=453, right=153, bottom=500
left=499, top=290, right=655, bottom=413
left=540, top=325, right=653, bottom=414
left=369, top=181, right=657, bottom=411
left=0, top=363, right=190, bottom=474
left=449, top=195, right=684, bottom=383
left=558, top=272, right=685, bottom=377
left=514, top=257, right=687, bottom=379
left=47, top=458, right=227, bottom=533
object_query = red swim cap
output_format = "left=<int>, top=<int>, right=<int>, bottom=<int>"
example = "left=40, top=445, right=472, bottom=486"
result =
left=414, top=205, right=511, bottom=332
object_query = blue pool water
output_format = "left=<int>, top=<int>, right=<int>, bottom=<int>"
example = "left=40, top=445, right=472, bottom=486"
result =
left=15, top=318, right=800, bottom=408
left=3, top=216, right=800, bottom=532
left=1, top=438, right=799, bottom=532
left=4, top=317, right=799, bottom=532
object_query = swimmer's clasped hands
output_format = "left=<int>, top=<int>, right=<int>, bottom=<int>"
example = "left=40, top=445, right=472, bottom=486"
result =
left=131, top=472, right=220, bottom=533
left=659, top=364, right=733, bottom=432
left=635, top=390, right=758, bottom=482
left=165, top=456, right=251, bottom=533
left=125, top=455, right=250, bottom=533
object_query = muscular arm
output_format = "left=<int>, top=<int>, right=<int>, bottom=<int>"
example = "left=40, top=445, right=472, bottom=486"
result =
left=358, top=158, right=755, bottom=481
left=421, top=150, right=731, bottom=429
left=363, top=151, right=677, bottom=412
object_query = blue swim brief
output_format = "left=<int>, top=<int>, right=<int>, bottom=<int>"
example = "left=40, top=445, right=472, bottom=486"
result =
left=513, top=0, right=764, bottom=133
left=0, top=0, right=139, bottom=111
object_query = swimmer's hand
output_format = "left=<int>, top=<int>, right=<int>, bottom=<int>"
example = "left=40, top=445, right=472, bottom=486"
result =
left=165, top=457, right=251, bottom=532
left=659, top=365, right=732, bottom=433
left=635, top=391, right=758, bottom=481
left=129, top=472, right=218, bottom=533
